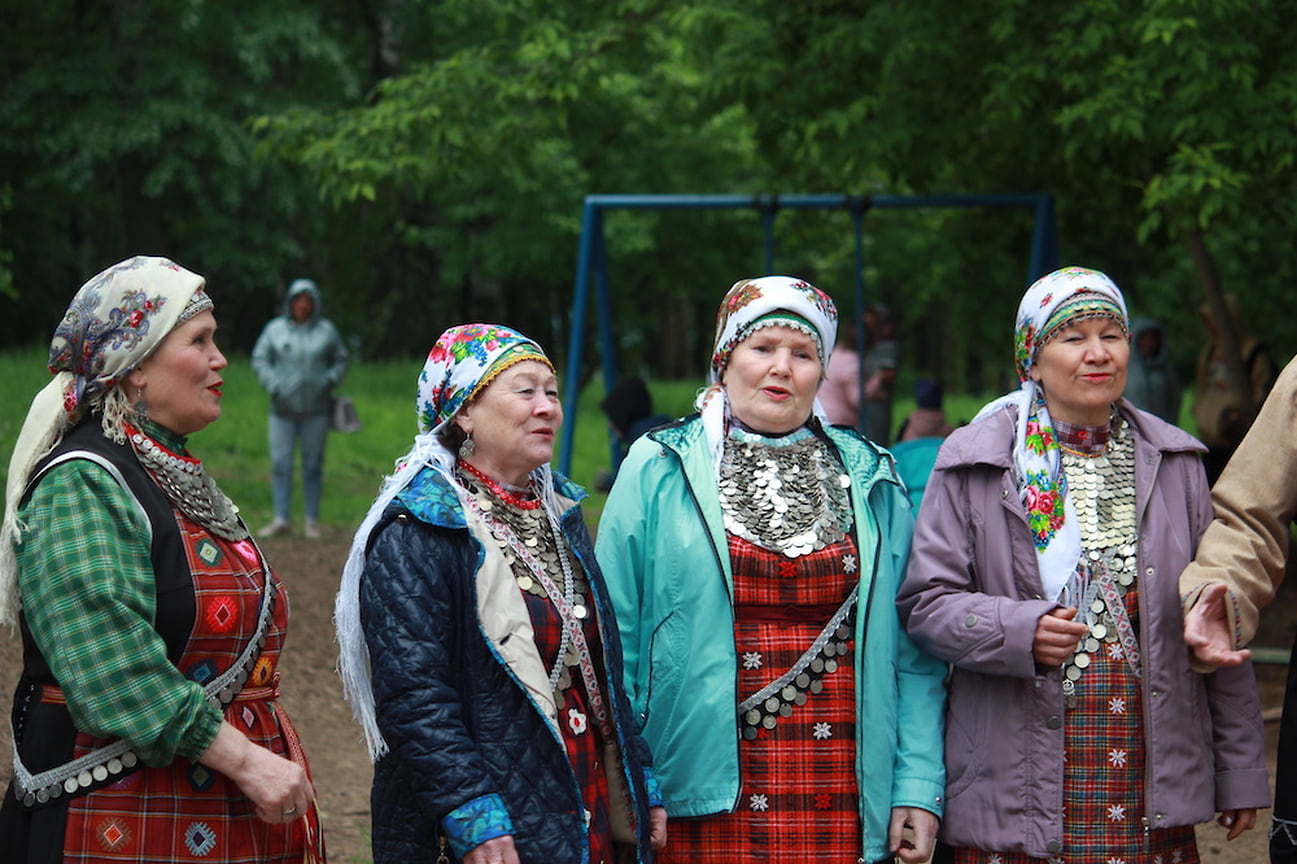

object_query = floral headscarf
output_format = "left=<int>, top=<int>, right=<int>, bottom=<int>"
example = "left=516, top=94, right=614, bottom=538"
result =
left=416, top=323, right=553, bottom=434
left=708, top=276, right=837, bottom=383
left=974, top=265, right=1129, bottom=603
left=697, top=276, right=839, bottom=474
left=0, top=256, right=209, bottom=626
left=338, top=322, right=557, bottom=761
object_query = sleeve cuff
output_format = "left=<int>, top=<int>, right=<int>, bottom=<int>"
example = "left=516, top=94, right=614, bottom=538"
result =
left=173, top=702, right=223, bottom=764
left=644, top=767, right=664, bottom=808
left=892, top=778, right=946, bottom=819
left=1182, top=582, right=1246, bottom=650
left=443, top=793, right=514, bottom=858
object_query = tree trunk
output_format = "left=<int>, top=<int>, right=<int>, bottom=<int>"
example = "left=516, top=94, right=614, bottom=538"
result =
left=1184, top=225, right=1258, bottom=420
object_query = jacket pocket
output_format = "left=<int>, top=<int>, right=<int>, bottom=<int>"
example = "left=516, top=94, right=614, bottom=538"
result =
left=645, top=608, right=686, bottom=727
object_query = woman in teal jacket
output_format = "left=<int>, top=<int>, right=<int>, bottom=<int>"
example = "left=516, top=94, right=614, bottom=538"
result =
left=596, top=276, right=946, bottom=864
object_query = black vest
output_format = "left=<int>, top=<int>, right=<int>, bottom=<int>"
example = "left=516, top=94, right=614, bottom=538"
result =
left=17, top=418, right=196, bottom=683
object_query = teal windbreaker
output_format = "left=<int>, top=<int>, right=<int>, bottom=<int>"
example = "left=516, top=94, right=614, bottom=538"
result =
left=596, top=415, right=946, bottom=862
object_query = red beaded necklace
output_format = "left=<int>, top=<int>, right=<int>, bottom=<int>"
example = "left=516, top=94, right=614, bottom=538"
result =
left=456, top=458, right=541, bottom=509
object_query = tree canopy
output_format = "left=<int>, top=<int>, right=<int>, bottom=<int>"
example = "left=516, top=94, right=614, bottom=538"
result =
left=4, top=0, right=1296, bottom=398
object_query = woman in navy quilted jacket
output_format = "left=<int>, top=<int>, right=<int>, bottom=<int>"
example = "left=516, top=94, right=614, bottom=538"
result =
left=335, top=323, right=667, bottom=864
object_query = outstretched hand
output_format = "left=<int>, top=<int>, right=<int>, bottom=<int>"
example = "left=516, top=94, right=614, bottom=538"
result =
left=1184, top=583, right=1252, bottom=669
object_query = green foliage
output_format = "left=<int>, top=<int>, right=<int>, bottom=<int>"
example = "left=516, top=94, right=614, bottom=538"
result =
left=6, top=0, right=1297, bottom=395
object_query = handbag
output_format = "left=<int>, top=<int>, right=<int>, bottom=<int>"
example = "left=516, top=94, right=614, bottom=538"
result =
left=331, top=395, right=362, bottom=433
left=603, top=740, right=637, bottom=843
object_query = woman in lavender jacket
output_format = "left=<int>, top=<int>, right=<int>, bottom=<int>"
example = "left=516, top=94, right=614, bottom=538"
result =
left=897, top=267, right=1268, bottom=864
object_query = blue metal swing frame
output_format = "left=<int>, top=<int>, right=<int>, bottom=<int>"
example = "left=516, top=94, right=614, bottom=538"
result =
left=558, top=192, right=1059, bottom=476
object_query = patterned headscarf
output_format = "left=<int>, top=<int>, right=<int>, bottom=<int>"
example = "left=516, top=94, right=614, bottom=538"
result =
left=696, top=276, right=839, bottom=474
left=416, top=323, right=554, bottom=434
left=338, top=323, right=557, bottom=761
left=1, top=256, right=210, bottom=625
left=974, top=265, right=1129, bottom=602
left=708, top=276, right=837, bottom=384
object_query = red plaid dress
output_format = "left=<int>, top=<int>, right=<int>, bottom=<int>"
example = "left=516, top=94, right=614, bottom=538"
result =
left=60, top=517, right=324, bottom=863
left=521, top=557, right=616, bottom=864
left=951, top=584, right=1198, bottom=864
left=658, top=533, right=862, bottom=864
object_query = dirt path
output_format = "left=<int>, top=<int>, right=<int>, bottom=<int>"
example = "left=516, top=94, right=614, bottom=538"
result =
left=0, top=529, right=1290, bottom=863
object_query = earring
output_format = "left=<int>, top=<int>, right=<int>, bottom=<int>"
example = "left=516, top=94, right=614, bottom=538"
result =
left=458, top=434, right=475, bottom=458
left=133, top=387, right=149, bottom=419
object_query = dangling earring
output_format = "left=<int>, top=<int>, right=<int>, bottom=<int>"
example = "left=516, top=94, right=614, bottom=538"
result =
left=459, top=433, right=475, bottom=458
left=133, top=387, right=149, bottom=420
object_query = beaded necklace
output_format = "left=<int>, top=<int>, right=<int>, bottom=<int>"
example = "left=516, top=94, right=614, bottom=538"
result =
left=456, top=466, right=601, bottom=709
left=457, top=458, right=540, bottom=509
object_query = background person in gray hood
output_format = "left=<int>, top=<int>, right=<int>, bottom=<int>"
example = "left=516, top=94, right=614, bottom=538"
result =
left=1123, top=317, right=1182, bottom=424
left=252, top=277, right=348, bottom=538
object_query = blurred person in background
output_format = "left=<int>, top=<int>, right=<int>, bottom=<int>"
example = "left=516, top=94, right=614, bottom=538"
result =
left=1122, top=318, right=1181, bottom=424
left=252, top=277, right=348, bottom=539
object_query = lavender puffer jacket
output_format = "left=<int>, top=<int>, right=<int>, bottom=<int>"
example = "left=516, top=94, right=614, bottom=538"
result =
left=897, top=403, right=1269, bottom=858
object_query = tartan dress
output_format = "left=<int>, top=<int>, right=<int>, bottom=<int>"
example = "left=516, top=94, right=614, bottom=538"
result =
left=519, top=553, right=616, bottom=864
left=0, top=421, right=323, bottom=863
left=659, top=532, right=862, bottom=864
left=60, top=515, right=323, bottom=863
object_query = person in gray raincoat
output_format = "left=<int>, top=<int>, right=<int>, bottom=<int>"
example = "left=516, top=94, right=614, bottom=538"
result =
left=251, top=277, right=347, bottom=539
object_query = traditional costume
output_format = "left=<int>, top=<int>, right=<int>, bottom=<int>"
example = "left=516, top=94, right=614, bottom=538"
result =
left=598, top=276, right=946, bottom=864
left=335, top=324, right=662, bottom=864
left=900, top=266, right=1269, bottom=862
left=0, top=256, right=323, bottom=862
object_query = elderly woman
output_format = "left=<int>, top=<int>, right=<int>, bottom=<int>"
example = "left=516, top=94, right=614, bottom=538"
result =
left=0, top=257, right=322, bottom=862
left=596, top=276, right=946, bottom=864
left=897, top=266, right=1269, bottom=863
left=335, top=323, right=667, bottom=864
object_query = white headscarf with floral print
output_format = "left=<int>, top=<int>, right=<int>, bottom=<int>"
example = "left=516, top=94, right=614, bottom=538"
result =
left=337, top=323, right=559, bottom=760
left=696, top=276, right=838, bottom=474
left=973, top=266, right=1128, bottom=603
left=0, top=256, right=209, bottom=625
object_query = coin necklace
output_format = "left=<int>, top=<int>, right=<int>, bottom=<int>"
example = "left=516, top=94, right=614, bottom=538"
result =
left=1057, top=414, right=1140, bottom=706
left=125, top=421, right=247, bottom=541
left=457, top=467, right=596, bottom=708
left=718, top=425, right=853, bottom=558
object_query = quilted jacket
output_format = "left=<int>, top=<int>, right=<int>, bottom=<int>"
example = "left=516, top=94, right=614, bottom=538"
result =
left=360, top=467, right=658, bottom=864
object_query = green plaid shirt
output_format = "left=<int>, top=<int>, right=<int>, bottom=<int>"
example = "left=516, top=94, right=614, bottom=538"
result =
left=15, top=422, right=222, bottom=766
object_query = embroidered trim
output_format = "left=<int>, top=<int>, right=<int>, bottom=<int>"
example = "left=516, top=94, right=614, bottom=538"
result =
left=738, top=585, right=858, bottom=737
left=11, top=504, right=277, bottom=809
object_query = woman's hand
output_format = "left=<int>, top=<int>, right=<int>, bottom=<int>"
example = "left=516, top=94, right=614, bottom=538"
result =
left=1218, top=808, right=1258, bottom=840
left=1032, top=607, right=1089, bottom=666
left=463, top=835, right=520, bottom=864
left=1185, top=582, right=1253, bottom=669
left=888, top=806, right=939, bottom=863
left=198, top=721, right=315, bottom=824
left=649, top=805, right=668, bottom=849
